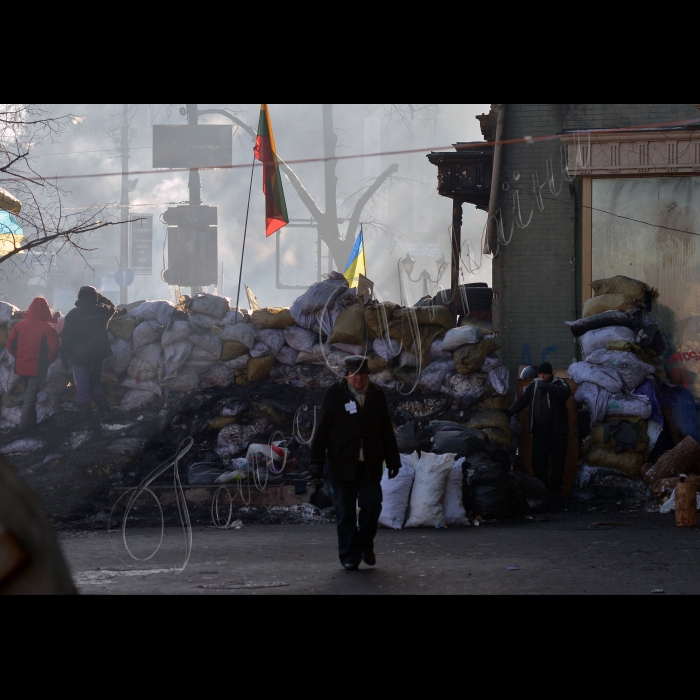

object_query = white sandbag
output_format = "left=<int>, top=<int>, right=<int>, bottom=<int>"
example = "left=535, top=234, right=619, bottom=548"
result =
left=578, top=326, right=636, bottom=356
left=122, top=377, right=162, bottom=396
left=135, top=342, right=163, bottom=371
left=223, top=354, right=251, bottom=370
left=1, top=406, right=21, bottom=426
left=161, top=320, right=194, bottom=347
left=331, top=342, right=367, bottom=355
left=121, top=389, right=158, bottom=411
left=255, top=328, right=285, bottom=355
left=188, top=312, right=221, bottom=331
left=44, top=357, right=71, bottom=394
left=399, top=349, right=417, bottom=368
left=102, top=338, right=132, bottom=376
left=568, top=361, right=624, bottom=394
left=488, top=365, right=510, bottom=396
left=574, top=382, right=612, bottom=425
left=441, top=457, right=470, bottom=526
left=220, top=322, right=256, bottom=349
left=132, top=319, right=164, bottom=351
left=443, top=371, right=490, bottom=403
left=378, top=454, right=415, bottom=529
left=0, top=351, right=20, bottom=394
left=250, top=341, right=271, bottom=358
left=199, top=363, right=236, bottom=389
left=289, top=271, right=350, bottom=329
left=189, top=292, right=230, bottom=320
left=36, top=392, right=60, bottom=423
left=416, top=357, right=454, bottom=393
left=184, top=359, right=217, bottom=372
left=127, top=356, right=158, bottom=382
left=0, top=301, right=18, bottom=325
left=585, top=349, right=654, bottom=392
left=405, top=451, right=455, bottom=528
left=220, top=308, right=247, bottom=326
left=161, top=371, right=201, bottom=393
left=190, top=333, right=223, bottom=359
left=481, top=353, right=503, bottom=372
left=607, top=393, right=652, bottom=419
left=162, top=340, right=193, bottom=380
left=283, top=326, right=316, bottom=353
left=273, top=345, right=299, bottom=366
left=128, top=300, right=175, bottom=327
left=429, top=338, right=452, bottom=360
left=442, top=326, right=482, bottom=352
left=373, top=336, right=401, bottom=361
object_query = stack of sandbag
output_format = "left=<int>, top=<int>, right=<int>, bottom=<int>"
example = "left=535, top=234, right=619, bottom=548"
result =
left=566, top=275, right=668, bottom=478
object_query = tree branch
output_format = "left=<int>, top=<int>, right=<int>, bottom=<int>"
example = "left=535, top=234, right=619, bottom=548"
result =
left=345, top=163, right=399, bottom=243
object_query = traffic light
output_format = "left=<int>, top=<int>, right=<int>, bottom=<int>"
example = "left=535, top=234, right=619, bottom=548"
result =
left=162, top=205, right=218, bottom=287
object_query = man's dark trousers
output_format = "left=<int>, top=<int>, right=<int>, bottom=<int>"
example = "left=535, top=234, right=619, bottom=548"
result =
left=532, top=430, right=567, bottom=495
left=332, top=462, right=382, bottom=566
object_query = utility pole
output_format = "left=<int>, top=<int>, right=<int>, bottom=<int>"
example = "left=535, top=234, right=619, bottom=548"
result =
left=186, top=103, right=203, bottom=294
left=119, top=103, right=130, bottom=305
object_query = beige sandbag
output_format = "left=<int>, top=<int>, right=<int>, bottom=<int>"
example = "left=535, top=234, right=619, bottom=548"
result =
left=473, top=394, right=511, bottom=411
left=483, top=427, right=511, bottom=450
left=393, top=305, right=451, bottom=330
left=365, top=302, right=397, bottom=340
left=221, top=340, right=249, bottom=362
left=590, top=420, right=649, bottom=453
left=367, top=352, right=388, bottom=373
left=586, top=444, right=646, bottom=478
left=109, top=315, right=137, bottom=341
left=0, top=325, right=8, bottom=350
left=453, top=338, right=502, bottom=375
left=591, top=275, right=655, bottom=300
left=460, top=317, right=493, bottom=335
left=250, top=307, right=295, bottom=329
left=329, top=302, right=367, bottom=345
left=583, top=294, right=638, bottom=318
left=467, top=409, right=509, bottom=431
left=605, top=340, right=641, bottom=353
left=248, top=355, right=276, bottom=382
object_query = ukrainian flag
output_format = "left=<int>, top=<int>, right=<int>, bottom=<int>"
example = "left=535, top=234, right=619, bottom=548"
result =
left=343, top=228, right=366, bottom=289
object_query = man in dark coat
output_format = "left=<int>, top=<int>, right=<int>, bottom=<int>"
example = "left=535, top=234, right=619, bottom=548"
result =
left=7, top=297, right=60, bottom=433
left=309, top=355, right=401, bottom=570
left=60, top=286, right=117, bottom=425
left=504, top=362, right=571, bottom=497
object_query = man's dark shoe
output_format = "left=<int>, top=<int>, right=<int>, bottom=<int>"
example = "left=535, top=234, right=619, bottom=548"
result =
left=361, top=551, right=376, bottom=566
left=342, top=561, right=359, bottom=570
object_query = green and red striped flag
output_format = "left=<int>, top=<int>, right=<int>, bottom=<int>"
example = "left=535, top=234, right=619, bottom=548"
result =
left=254, top=104, right=289, bottom=237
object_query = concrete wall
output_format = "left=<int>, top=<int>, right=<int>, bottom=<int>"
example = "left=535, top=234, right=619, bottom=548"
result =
left=492, top=104, right=699, bottom=387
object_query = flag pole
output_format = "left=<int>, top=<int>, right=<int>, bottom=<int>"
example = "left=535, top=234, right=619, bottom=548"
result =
left=234, top=153, right=256, bottom=325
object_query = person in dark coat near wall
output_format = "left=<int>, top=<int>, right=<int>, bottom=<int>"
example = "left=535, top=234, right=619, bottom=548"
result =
left=7, top=297, right=60, bottom=433
left=60, top=286, right=118, bottom=426
left=503, top=362, right=571, bottom=499
left=309, top=356, right=402, bottom=570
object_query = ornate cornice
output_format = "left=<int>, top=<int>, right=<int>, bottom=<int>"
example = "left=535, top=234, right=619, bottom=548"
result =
left=560, top=129, right=700, bottom=177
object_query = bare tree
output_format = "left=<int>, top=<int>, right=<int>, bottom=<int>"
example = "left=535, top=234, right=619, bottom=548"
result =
left=0, top=105, right=125, bottom=279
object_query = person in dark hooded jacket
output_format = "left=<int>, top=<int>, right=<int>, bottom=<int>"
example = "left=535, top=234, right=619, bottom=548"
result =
left=7, top=297, right=60, bottom=432
left=60, top=286, right=117, bottom=424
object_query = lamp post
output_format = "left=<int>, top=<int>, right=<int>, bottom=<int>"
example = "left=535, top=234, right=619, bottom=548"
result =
left=399, top=253, right=450, bottom=300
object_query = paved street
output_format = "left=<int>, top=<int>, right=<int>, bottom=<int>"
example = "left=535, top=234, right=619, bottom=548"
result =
left=59, top=509, right=700, bottom=595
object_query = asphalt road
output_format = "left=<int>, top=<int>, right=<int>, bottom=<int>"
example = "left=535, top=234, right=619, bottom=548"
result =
left=58, top=508, right=700, bottom=595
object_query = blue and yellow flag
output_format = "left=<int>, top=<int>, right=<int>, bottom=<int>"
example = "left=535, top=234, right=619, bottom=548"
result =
left=343, top=228, right=366, bottom=289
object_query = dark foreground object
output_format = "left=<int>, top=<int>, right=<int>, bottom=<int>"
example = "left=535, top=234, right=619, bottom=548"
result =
left=61, top=509, right=700, bottom=595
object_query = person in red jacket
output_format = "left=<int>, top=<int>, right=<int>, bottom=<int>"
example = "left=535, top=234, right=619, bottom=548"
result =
left=7, top=297, right=60, bottom=432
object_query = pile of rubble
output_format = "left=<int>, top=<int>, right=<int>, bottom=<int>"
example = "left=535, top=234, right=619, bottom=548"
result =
left=566, top=275, right=699, bottom=506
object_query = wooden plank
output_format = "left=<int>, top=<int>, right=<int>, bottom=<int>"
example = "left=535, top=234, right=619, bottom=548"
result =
left=582, top=176, right=592, bottom=314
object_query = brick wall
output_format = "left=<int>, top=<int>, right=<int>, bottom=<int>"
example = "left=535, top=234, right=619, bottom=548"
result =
left=492, top=104, right=699, bottom=387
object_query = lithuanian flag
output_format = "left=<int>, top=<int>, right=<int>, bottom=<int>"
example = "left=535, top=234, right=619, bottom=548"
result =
left=254, top=104, right=289, bottom=237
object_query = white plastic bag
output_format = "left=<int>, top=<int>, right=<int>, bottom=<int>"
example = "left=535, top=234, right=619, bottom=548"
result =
left=607, top=393, right=652, bottom=419
left=199, top=363, right=236, bottom=388
left=103, top=338, right=132, bottom=376
left=283, top=325, right=316, bottom=353
left=404, top=451, right=455, bottom=528
left=273, top=345, right=299, bottom=366
left=585, top=349, right=654, bottom=392
left=255, top=328, right=285, bottom=355
left=441, top=457, right=470, bottom=526
left=188, top=313, right=221, bottom=330
left=0, top=350, right=20, bottom=394
left=161, top=370, right=201, bottom=393
left=135, top=342, right=163, bottom=371
left=223, top=354, right=250, bottom=370
left=132, top=319, right=164, bottom=350
left=373, top=337, right=401, bottom=361
left=578, top=326, right=636, bottom=356
left=378, top=454, right=415, bottom=529
left=488, top=365, right=510, bottom=396
left=574, top=382, right=612, bottom=425
left=220, top=322, right=256, bottom=349
left=250, top=341, right=271, bottom=358
left=659, top=488, right=700, bottom=513
left=189, top=292, right=230, bottom=320
left=127, top=356, right=158, bottom=382
left=289, top=272, right=349, bottom=329
left=161, top=320, right=194, bottom=347
left=442, top=326, right=481, bottom=352
left=121, top=389, right=158, bottom=410
left=128, top=300, right=175, bottom=327
left=162, top=340, right=193, bottom=380
left=190, top=333, right=223, bottom=360
left=568, top=361, right=624, bottom=394
left=0, top=301, right=18, bottom=325
left=416, top=358, right=454, bottom=393
left=481, top=353, right=503, bottom=372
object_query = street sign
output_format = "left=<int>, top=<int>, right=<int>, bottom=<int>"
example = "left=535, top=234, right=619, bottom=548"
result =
left=153, top=126, right=233, bottom=169
left=131, top=215, right=153, bottom=275
left=114, top=267, right=134, bottom=288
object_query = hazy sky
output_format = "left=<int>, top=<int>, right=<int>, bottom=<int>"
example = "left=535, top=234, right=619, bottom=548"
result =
left=12, top=104, right=491, bottom=308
